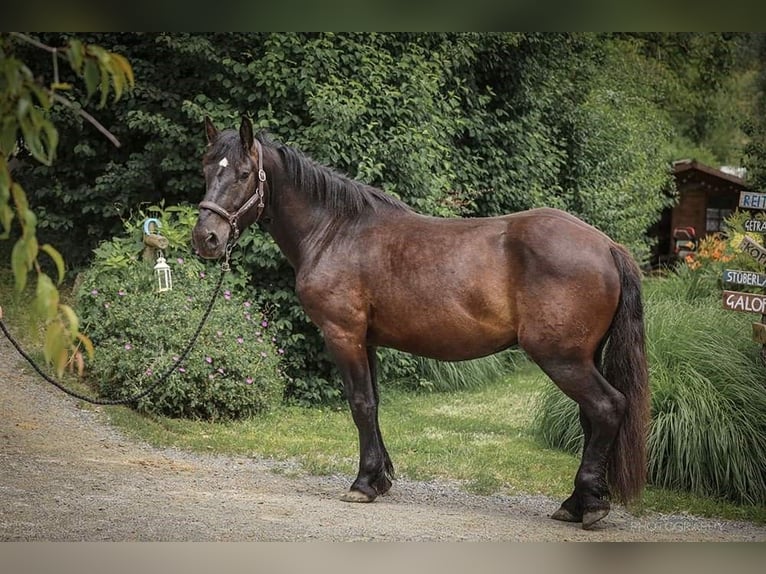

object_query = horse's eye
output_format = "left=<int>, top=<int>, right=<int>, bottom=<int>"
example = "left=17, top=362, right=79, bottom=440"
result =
left=239, top=171, right=251, bottom=182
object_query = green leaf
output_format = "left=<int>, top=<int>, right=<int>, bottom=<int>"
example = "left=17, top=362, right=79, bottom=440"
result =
left=44, top=320, right=71, bottom=376
left=0, top=119, right=18, bottom=155
left=41, top=243, right=66, bottom=284
left=35, top=273, right=59, bottom=321
left=111, top=62, right=124, bottom=102
left=23, top=207, right=37, bottom=231
left=0, top=203, right=13, bottom=238
left=83, top=58, right=100, bottom=99
left=99, top=67, right=110, bottom=108
left=0, top=156, right=9, bottom=199
left=76, top=332, right=95, bottom=361
left=59, top=303, right=79, bottom=336
left=66, top=39, right=84, bottom=73
left=111, top=52, right=135, bottom=88
left=11, top=238, right=28, bottom=292
left=44, top=320, right=64, bottom=363
left=10, top=182, right=28, bottom=215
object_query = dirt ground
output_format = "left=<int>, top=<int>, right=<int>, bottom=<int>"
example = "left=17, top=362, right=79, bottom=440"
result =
left=1, top=336, right=765, bottom=542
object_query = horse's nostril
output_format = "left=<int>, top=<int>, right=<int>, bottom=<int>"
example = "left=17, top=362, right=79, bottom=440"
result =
left=206, top=232, right=220, bottom=249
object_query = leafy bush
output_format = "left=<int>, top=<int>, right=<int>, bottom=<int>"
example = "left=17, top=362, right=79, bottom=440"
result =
left=75, top=205, right=286, bottom=420
left=532, top=278, right=766, bottom=505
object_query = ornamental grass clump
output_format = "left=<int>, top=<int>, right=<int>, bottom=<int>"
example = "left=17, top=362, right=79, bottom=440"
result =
left=75, top=207, right=286, bottom=420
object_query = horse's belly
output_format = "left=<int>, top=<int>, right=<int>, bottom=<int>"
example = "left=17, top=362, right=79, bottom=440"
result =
left=367, top=306, right=517, bottom=361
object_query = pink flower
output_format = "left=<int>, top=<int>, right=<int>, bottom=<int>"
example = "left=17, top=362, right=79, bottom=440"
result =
left=145, top=368, right=153, bottom=376
left=244, top=301, right=252, bottom=308
left=177, top=257, right=184, bottom=264
left=199, top=271, right=206, bottom=279
left=117, top=289, right=126, bottom=297
left=205, top=356, right=213, bottom=364
left=237, top=337, right=244, bottom=344
left=90, top=289, right=99, bottom=296
left=178, top=367, right=186, bottom=373
left=124, top=343, right=132, bottom=351
left=245, top=377, right=254, bottom=385
left=224, top=290, right=232, bottom=300
left=261, top=320, right=269, bottom=328
left=278, top=348, right=285, bottom=355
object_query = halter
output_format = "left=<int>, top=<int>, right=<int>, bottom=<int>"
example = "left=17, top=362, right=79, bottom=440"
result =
left=198, top=138, right=267, bottom=242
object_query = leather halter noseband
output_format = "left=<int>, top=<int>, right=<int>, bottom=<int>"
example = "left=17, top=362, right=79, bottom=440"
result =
left=198, top=139, right=267, bottom=242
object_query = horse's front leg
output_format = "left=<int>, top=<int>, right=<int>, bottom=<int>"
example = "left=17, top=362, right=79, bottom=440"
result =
left=324, top=334, right=393, bottom=502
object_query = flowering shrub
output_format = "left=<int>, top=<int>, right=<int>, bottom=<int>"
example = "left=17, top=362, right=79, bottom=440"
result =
left=75, top=206, right=285, bottom=420
left=684, top=233, right=735, bottom=271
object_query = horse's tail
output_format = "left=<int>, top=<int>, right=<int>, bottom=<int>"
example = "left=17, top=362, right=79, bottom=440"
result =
left=602, top=245, right=650, bottom=505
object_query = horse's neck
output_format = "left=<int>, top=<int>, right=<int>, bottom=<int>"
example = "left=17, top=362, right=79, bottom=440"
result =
left=265, top=184, right=343, bottom=270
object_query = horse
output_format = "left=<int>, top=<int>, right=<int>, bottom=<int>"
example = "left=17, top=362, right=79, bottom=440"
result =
left=192, top=116, right=650, bottom=530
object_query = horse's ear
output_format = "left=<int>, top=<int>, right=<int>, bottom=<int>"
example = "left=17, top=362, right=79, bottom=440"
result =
left=239, top=116, right=255, bottom=152
left=204, top=116, right=219, bottom=145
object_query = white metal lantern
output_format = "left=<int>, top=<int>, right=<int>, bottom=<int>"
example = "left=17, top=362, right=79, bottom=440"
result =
left=153, top=254, right=173, bottom=293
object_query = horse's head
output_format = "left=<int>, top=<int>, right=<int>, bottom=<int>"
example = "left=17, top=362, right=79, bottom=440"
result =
left=192, top=116, right=267, bottom=259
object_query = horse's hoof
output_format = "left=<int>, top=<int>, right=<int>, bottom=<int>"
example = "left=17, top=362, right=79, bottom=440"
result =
left=582, top=508, right=610, bottom=530
left=551, top=507, right=581, bottom=523
left=340, top=489, right=376, bottom=503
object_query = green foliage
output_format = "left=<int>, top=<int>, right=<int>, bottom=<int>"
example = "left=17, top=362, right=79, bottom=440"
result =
left=628, top=33, right=757, bottom=166
left=0, top=32, right=134, bottom=376
left=743, top=34, right=766, bottom=190
left=75, top=205, right=286, bottom=420
left=388, top=350, right=525, bottom=393
left=533, top=276, right=766, bottom=505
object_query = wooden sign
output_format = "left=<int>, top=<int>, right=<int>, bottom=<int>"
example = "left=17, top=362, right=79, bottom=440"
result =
left=722, top=290, right=766, bottom=314
left=739, top=236, right=766, bottom=267
left=744, top=219, right=766, bottom=233
left=723, top=269, right=766, bottom=288
left=739, top=191, right=766, bottom=210
left=753, top=323, right=766, bottom=345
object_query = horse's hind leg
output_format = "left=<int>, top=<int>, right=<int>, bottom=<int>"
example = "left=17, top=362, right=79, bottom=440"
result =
left=534, top=356, right=626, bottom=529
left=550, top=407, right=591, bottom=523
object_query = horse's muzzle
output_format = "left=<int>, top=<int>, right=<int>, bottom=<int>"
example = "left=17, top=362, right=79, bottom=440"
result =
left=192, top=221, right=229, bottom=260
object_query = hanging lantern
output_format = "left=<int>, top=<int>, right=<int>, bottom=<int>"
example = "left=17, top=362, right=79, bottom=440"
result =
left=154, top=253, right=173, bottom=293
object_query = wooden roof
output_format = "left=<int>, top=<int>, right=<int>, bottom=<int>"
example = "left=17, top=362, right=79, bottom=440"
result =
left=672, top=159, right=748, bottom=193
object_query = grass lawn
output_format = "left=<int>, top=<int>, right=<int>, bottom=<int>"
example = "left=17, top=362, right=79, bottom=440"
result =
left=107, top=362, right=576, bottom=498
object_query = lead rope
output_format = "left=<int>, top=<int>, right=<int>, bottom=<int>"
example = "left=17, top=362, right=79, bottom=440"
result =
left=0, top=251, right=231, bottom=406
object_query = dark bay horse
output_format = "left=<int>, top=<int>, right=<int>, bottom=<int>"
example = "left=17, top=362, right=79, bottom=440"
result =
left=192, top=117, right=650, bottom=530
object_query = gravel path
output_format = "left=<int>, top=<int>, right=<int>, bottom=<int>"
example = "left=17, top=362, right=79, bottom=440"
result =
left=1, top=336, right=765, bottom=541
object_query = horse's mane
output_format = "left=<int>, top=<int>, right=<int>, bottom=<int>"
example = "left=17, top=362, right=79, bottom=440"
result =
left=260, top=133, right=412, bottom=217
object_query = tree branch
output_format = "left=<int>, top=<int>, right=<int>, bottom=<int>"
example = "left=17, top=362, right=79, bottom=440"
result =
left=52, top=93, right=121, bottom=148
left=9, top=33, right=122, bottom=148
left=9, top=32, right=59, bottom=54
